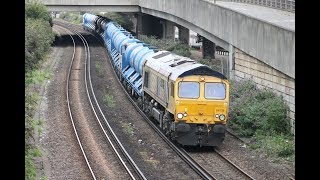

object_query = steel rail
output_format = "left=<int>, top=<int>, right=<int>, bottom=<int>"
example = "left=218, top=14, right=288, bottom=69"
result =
left=105, top=43, right=215, bottom=180
left=82, top=27, right=216, bottom=180
left=88, top=21, right=295, bottom=180
left=56, top=25, right=97, bottom=180
left=224, top=130, right=295, bottom=180
left=214, top=149, right=256, bottom=179
left=58, top=21, right=147, bottom=180
left=57, top=20, right=295, bottom=180
left=226, top=129, right=248, bottom=144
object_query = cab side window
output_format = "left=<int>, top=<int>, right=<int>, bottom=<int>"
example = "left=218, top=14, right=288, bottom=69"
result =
left=144, top=72, right=149, bottom=88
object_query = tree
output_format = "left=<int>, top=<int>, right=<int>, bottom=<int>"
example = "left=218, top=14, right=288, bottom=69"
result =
left=25, top=0, right=53, bottom=26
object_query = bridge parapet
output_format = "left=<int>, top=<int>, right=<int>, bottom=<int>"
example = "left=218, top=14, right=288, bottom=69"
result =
left=216, top=0, right=295, bottom=12
left=43, top=0, right=294, bottom=78
left=139, top=0, right=295, bottom=78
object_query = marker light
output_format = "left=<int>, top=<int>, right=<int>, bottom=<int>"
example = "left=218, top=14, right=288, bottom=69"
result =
left=177, top=113, right=183, bottom=119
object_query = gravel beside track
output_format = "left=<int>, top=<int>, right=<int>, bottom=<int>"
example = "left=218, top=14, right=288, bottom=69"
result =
left=187, top=148, right=252, bottom=180
left=215, top=133, right=295, bottom=179
left=64, top=25, right=130, bottom=179
left=37, top=20, right=202, bottom=180
left=38, top=24, right=130, bottom=179
left=35, top=19, right=294, bottom=180
left=38, top=26, right=93, bottom=179
left=75, top=24, right=202, bottom=179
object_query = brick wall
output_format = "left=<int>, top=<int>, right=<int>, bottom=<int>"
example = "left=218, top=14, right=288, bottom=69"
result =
left=234, top=48, right=295, bottom=134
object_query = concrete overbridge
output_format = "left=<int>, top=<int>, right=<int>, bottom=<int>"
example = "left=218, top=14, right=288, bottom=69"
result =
left=42, top=0, right=295, bottom=134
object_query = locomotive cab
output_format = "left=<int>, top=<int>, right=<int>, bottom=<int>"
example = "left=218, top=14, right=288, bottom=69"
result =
left=171, top=75, right=229, bottom=146
left=174, top=75, right=229, bottom=124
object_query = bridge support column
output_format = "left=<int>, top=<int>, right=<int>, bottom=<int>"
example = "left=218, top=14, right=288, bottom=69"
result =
left=229, top=44, right=235, bottom=80
left=178, top=26, right=189, bottom=44
left=136, top=13, right=163, bottom=39
left=160, top=20, right=174, bottom=39
left=202, top=37, right=216, bottom=59
left=135, top=13, right=142, bottom=38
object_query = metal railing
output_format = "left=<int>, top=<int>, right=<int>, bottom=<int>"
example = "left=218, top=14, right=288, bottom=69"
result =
left=215, top=0, right=295, bottom=13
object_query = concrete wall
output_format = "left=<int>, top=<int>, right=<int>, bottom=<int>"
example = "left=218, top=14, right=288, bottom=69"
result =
left=43, top=0, right=295, bottom=79
left=202, top=37, right=216, bottom=59
left=234, top=48, right=295, bottom=134
left=178, top=25, right=189, bottom=44
left=161, top=20, right=175, bottom=39
left=43, top=0, right=139, bottom=5
left=137, top=13, right=163, bottom=38
left=43, top=0, right=295, bottom=133
left=42, top=0, right=140, bottom=12
left=139, top=0, right=295, bottom=79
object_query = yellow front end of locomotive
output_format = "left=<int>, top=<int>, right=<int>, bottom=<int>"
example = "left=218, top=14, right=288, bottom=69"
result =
left=173, top=75, right=229, bottom=125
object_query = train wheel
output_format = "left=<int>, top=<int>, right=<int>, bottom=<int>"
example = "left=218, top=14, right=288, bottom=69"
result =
left=137, top=97, right=143, bottom=109
left=162, top=115, right=169, bottom=132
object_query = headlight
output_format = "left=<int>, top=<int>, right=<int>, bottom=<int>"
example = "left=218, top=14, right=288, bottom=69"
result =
left=177, top=113, right=183, bottom=119
left=183, top=112, right=187, bottom=117
left=219, top=114, right=225, bottom=121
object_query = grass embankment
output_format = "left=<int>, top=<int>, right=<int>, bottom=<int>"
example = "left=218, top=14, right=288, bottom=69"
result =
left=228, top=80, right=294, bottom=162
left=59, top=12, right=83, bottom=25
left=25, top=1, right=55, bottom=179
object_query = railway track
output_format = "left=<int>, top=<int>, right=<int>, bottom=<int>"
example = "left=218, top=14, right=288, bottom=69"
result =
left=55, top=22, right=146, bottom=180
left=186, top=147, right=255, bottom=180
left=226, top=129, right=248, bottom=144
left=224, top=130, right=295, bottom=180
left=73, top=23, right=256, bottom=180
left=59, top=20, right=294, bottom=180
left=102, top=38, right=215, bottom=180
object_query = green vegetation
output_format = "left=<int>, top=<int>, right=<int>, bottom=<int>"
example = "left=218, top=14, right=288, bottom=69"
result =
left=25, top=1, right=55, bottom=179
left=121, top=122, right=134, bottom=136
left=228, top=79, right=294, bottom=161
left=250, top=133, right=294, bottom=161
left=59, top=12, right=83, bottom=24
left=25, top=147, right=43, bottom=179
left=139, top=151, right=160, bottom=166
left=197, top=58, right=221, bottom=72
left=25, top=18, right=55, bottom=73
left=99, top=12, right=134, bottom=31
left=95, top=61, right=103, bottom=76
left=103, top=93, right=116, bottom=108
left=26, top=68, right=52, bottom=86
left=25, top=0, right=53, bottom=26
left=138, top=35, right=191, bottom=57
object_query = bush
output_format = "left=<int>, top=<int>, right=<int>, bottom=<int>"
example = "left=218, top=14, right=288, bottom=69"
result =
left=59, top=12, right=83, bottom=24
left=252, top=132, right=294, bottom=159
left=26, top=0, right=52, bottom=26
left=198, top=58, right=222, bottom=72
left=138, top=35, right=176, bottom=50
left=25, top=18, right=55, bottom=73
left=100, top=12, right=134, bottom=31
left=138, top=35, right=191, bottom=57
left=228, top=79, right=294, bottom=159
left=25, top=1, right=54, bottom=178
left=167, top=43, right=191, bottom=57
left=228, top=80, right=290, bottom=136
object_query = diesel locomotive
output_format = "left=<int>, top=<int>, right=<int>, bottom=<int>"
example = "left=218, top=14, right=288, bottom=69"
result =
left=83, top=13, right=230, bottom=147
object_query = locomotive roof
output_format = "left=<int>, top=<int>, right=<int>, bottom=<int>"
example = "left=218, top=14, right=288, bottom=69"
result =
left=145, top=51, right=227, bottom=81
